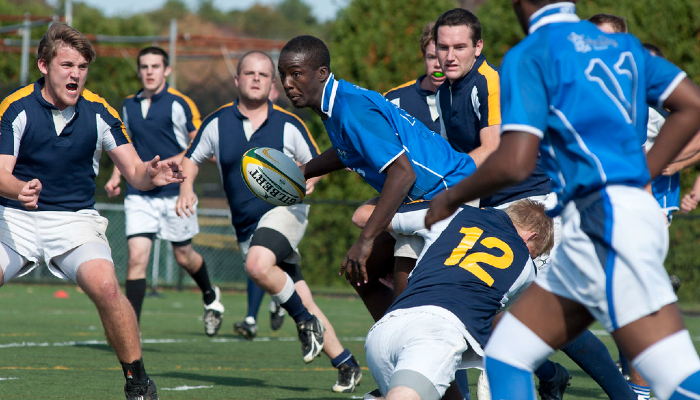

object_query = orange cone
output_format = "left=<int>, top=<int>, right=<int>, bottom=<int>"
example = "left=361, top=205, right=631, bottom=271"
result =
left=54, top=290, right=69, bottom=299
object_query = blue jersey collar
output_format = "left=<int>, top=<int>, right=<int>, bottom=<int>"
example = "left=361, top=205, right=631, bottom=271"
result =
left=136, top=82, right=169, bottom=101
left=320, top=73, right=338, bottom=118
left=232, top=98, right=274, bottom=120
left=529, top=2, right=579, bottom=34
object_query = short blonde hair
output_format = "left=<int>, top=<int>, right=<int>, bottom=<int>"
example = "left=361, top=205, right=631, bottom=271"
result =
left=504, top=199, right=554, bottom=258
left=37, top=22, right=96, bottom=66
left=420, top=21, right=436, bottom=56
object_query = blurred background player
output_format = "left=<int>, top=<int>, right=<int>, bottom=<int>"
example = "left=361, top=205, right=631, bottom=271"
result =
left=104, top=46, right=224, bottom=337
left=425, top=1, right=700, bottom=399
left=176, top=50, right=363, bottom=393
left=0, top=22, right=187, bottom=399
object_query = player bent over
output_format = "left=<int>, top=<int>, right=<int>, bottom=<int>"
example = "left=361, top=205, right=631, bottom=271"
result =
left=0, top=23, right=185, bottom=400
left=364, top=199, right=553, bottom=400
left=425, top=1, right=700, bottom=399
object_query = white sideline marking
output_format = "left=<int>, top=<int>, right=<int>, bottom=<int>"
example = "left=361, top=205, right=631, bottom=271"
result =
left=0, top=336, right=367, bottom=349
left=162, top=385, right=213, bottom=391
left=0, top=377, right=19, bottom=380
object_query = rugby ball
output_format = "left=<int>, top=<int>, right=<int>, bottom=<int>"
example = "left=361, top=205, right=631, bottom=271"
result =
left=241, top=147, right=306, bottom=206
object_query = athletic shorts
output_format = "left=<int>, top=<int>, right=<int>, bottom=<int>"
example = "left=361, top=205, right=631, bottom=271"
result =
left=536, top=185, right=677, bottom=332
left=0, top=206, right=112, bottom=282
left=365, top=305, right=480, bottom=400
left=238, top=204, right=310, bottom=265
left=125, top=194, right=199, bottom=242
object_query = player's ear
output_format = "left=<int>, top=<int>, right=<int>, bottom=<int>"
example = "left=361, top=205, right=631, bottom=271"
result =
left=318, top=66, right=329, bottom=82
left=475, top=39, right=484, bottom=57
left=164, top=65, right=172, bottom=78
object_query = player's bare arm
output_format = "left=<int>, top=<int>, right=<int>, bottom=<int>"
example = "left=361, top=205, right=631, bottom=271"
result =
left=300, top=147, right=346, bottom=180
left=104, top=165, right=122, bottom=198
left=108, top=143, right=185, bottom=192
left=175, top=157, right=200, bottom=218
left=647, top=78, right=700, bottom=179
left=467, top=124, right=501, bottom=167
left=341, top=153, right=416, bottom=286
left=0, top=154, right=41, bottom=210
left=425, top=131, right=539, bottom=229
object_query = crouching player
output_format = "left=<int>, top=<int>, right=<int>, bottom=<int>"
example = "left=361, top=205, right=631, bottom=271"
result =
left=364, top=199, right=553, bottom=400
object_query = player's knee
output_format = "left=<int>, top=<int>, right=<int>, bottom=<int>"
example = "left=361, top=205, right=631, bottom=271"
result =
left=245, top=257, right=271, bottom=281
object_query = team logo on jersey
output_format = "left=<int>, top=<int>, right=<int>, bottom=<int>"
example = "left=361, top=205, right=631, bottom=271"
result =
left=569, top=32, right=619, bottom=53
left=335, top=147, right=348, bottom=160
left=568, top=33, right=592, bottom=53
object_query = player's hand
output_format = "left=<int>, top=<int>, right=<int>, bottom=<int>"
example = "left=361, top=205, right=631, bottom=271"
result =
left=104, top=175, right=121, bottom=198
left=18, top=179, right=41, bottom=210
left=425, top=189, right=458, bottom=230
left=147, top=156, right=186, bottom=186
left=175, top=191, right=198, bottom=218
left=680, top=192, right=699, bottom=213
left=305, top=176, right=321, bottom=196
left=662, top=163, right=682, bottom=176
left=340, top=237, right=373, bottom=286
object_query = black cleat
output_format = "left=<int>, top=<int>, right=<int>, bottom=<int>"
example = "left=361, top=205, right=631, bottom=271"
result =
left=203, top=286, right=224, bottom=337
left=297, top=315, right=325, bottom=363
left=332, top=356, right=363, bottom=393
left=269, top=300, right=285, bottom=331
left=538, top=362, right=571, bottom=400
left=233, top=318, right=258, bottom=339
left=124, top=378, right=158, bottom=400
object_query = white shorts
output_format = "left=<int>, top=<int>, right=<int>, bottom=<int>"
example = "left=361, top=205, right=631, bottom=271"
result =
left=0, top=206, right=112, bottom=282
left=125, top=194, right=199, bottom=243
left=536, top=185, right=676, bottom=332
left=238, top=204, right=309, bottom=264
left=392, top=233, right=424, bottom=259
left=365, top=306, right=478, bottom=399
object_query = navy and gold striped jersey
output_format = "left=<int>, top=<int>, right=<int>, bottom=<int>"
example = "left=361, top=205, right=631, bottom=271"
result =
left=122, top=83, right=201, bottom=197
left=185, top=100, right=319, bottom=242
left=388, top=201, right=534, bottom=348
left=384, top=75, right=441, bottom=133
left=0, top=78, right=130, bottom=212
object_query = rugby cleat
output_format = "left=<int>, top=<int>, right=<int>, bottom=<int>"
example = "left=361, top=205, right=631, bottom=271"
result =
left=332, top=356, right=363, bottom=393
left=538, top=362, right=571, bottom=400
left=297, top=314, right=325, bottom=363
left=233, top=317, right=258, bottom=339
left=269, top=300, right=286, bottom=331
left=124, top=377, right=158, bottom=400
left=203, top=286, right=225, bottom=337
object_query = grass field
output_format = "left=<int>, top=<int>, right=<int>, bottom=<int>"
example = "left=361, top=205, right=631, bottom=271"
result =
left=1, top=284, right=700, bottom=400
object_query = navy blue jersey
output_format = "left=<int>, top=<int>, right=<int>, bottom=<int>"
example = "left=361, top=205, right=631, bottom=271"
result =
left=436, top=55, right=551, bottom=207
left=186, top=100, right=319, bottom=241
left=388, top=201, right=534, bottom=348
left=384, top=76, right=441, bottom=133
left=500, top=3, right=685, bottom=215
left=320, top=74, right=476, bottom=201
left=122, top=83, right=201, bottom=197
left=0, top=79, right=130, bottom=212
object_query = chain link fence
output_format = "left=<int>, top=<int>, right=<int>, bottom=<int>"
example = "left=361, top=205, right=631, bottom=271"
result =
left=15, top=203, right=247, bottom=290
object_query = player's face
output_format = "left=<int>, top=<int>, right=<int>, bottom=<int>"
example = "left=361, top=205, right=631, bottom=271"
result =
left=137, top=54, right=170, bottom=95
left=37, top=44, right=89, bottom=110
left=423, top=41, right=446, bottom=90
left=436, top=25, right=483, bottom=83
left=278, top=52, right=325, bottom=110
left=235, top=54, right=274, bottom=104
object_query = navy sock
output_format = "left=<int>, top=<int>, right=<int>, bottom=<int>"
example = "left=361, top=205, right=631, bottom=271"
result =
left=280, top=291, right=312, bottom=323
left=535, top=360, right=556, bottom=382
left=563, top=330, right=636, bottom=400
left=125, top=279, right=147, bottom=323
left=121, top=358, right=149, bottom=385
left=619, top=351, right=631, bottom=376
left=331, top=349, right=357, bottom=368
left=246, top=278, right=265, bottom=320
left=189, top=260, right=215, bottom=304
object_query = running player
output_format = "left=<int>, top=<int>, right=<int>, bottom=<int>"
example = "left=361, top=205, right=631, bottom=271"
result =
left=425, top=1, right=700, bottom=399
left=365, top=199, right=553, bottom=400
left=104, top=46, right=224, bottom=337
left=0, top=22, right=185, bottom=400
left=176, top=51, right=362, bottom=393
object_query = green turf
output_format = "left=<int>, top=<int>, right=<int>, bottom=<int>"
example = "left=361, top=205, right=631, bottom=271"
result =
left=1, top=283, right=700, bottom=399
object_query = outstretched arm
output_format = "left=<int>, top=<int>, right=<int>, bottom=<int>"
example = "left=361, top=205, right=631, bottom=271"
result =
left=108, top=143, right=185, bottom=191
left=300, top=148, right=346, bottom=179
left=425, top=131, right=540, bottom=229
left=341, top=153, right=416, bottom=285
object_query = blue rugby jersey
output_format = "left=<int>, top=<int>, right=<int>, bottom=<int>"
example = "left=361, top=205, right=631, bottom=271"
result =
left=388, top=201, right=534, bottom=348
left=186, top=100, right=319, bottom=242
left=645, top=107, right=679, bottom=220
left=500, top=2, right=685, bottom=215
left=384, top=75, right=441, bottom=133
left=0, top=79, right=130, bottom=212
left=436, top=54, right=551, bottom=207
left=320, top=74, right=476, bottom=201
left=122, top=83, right=201, bottom=197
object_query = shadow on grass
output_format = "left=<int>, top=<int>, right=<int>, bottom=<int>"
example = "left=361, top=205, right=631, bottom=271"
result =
left=564, top=369, right=616, bottom=399
left=159, top=371, right=312, bottom=392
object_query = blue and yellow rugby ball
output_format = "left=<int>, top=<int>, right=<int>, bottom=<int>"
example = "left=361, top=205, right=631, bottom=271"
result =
left=241, top=147, right=306, bottom=206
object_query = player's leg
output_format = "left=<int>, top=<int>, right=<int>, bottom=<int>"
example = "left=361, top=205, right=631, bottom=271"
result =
left=233, top=277, right=266, bottom=338
left=352, top=231, right=396, bottom=321
left=59, top=244, right=157, bottom=399
left=0, top=242, right=31, bottom=288
left=125, top=235, right=154, bottom=323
